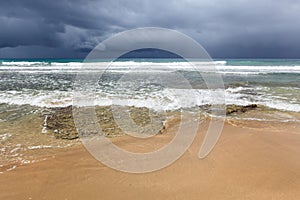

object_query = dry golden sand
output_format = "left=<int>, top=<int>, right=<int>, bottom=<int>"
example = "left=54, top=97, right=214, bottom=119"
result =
left=1, top=120, right=300, bottom=200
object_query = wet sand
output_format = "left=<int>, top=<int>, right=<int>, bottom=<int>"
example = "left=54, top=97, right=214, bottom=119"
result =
left=1, top=120, right=300, bottom=200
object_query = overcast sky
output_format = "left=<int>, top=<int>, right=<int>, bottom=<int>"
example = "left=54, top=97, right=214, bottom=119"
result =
left=1, top=0, right=300, bottom=58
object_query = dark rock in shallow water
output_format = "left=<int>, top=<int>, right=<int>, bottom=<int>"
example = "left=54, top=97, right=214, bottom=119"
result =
left=226, top=104, right=258, bottom=115
left=198, top=104, right=261, bottom=116
left=45, top=106, right=78, bottom=140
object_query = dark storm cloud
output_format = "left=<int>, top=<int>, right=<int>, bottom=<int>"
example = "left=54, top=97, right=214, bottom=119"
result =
left=1, top=0, right=300, bottom=58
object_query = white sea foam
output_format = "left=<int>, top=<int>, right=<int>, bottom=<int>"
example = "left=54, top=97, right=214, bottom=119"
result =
left=0, top=90, right=73, bottom=108
left=0, top=133, right=12, bottom=142
left=27, top=145, right=53, bottom=150
left=1, top=60, right=300, bottom=74
left=6, top=165, right=16, bottom=171
left=0, top=87, right=299, bottom=112
left=216, top=65, right=300, bottom=74
left=1, top=61, right=48, bottom=66
left=9, top=144, right=22, bottom=154
left=27, top=144, right=73, bottom=150
left=0, top=61, right=217, bottom=73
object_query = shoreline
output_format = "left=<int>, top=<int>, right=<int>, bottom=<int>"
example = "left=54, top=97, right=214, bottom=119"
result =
left=1, top=104, right=300, bottom=170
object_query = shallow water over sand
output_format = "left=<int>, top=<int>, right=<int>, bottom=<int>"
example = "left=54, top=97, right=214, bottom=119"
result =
left=0, top=103, right=299, bottom=174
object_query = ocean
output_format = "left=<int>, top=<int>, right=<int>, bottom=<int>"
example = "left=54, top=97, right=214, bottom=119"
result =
left=0, top=58, right=299, bottom=112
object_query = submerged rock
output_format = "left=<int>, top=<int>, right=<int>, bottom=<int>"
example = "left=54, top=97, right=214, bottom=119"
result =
left=43, top=106, right=169, bottom=140
left=45, top=106, right=78, bottom=140
left=198, top=104, right=261, bottom=115
left=226, top=104, right=259, bottom=115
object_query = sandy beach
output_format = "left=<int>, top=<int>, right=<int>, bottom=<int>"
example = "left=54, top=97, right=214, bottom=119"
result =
left=1, top=118, right=300, bottom=200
